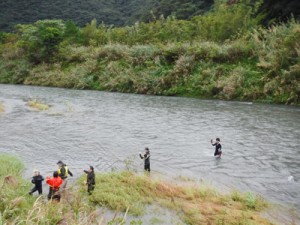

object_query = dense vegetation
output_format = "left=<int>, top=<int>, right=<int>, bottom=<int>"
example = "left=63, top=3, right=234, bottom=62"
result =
left=0, top=0, right=299, bottom=104
left=1, top=0, right=300, bottom=31
left=0, top=154, right=272, bottom=224
left=0, top=0, right=214, bottom=31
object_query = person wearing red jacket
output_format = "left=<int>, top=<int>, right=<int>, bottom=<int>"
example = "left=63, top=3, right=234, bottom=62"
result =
left=46, top=171, right=63, bottom=201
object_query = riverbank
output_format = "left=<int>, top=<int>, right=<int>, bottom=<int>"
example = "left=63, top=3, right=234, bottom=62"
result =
left=0, top=2, right=299, bottom=105
left=0, top=154, right=276, bottom=224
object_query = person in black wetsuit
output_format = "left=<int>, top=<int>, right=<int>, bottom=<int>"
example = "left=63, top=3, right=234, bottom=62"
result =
left=211, top=138, right=222, bottom=157
left=29, top=170, right=44, bottom=195
left=84, top=166, right=95, bottom=195
left=139, top=147, right=150, bottom=172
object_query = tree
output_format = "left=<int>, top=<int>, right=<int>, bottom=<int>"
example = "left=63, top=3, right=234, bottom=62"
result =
left=17, top=20, right=65, bottom=63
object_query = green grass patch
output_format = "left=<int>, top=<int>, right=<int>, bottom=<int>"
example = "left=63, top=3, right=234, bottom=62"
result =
left=27, top=99, right=50, bottom=111
left=81, top=171, right=272, bottom=225
left=0, top=102, right=4, bottom=113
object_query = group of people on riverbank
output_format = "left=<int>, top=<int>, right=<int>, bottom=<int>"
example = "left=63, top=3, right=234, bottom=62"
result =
left=29, top=139, right=221, bottom=200
left=29, top=160, right=95, bottom=201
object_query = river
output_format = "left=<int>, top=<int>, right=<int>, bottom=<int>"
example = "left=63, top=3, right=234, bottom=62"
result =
left=0, top=84, right=299, bottom=217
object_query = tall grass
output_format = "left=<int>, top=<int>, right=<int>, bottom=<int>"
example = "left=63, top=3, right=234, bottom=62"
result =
left=84, top=171, right=271, bottom=225
left=0, top=1, right=299, bottom=104
left=27, top=99, right=50, bottom=111
left=0, top=103, right=4, bottom=113
left=0, top=155, right=273, bottom=224
left=252, top=20, right=300, bottom=103
left=0, top=154, right=35, bottom=223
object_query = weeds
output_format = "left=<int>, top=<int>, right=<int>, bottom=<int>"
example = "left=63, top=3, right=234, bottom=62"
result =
left=83, top=171, right=272, bottom=225
left=0, top=154, right=274, bottom=225
left=0, top=103, right=4, bottom=113
left=1, top=18, right=299, bottom=104
left=26, top=99, right=50, bottom=111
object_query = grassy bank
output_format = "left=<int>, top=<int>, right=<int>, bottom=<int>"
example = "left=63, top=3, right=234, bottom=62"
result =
left=83, top=171, right=272, bottom=225
left=0, top=154, right=274, bottom=224
left=0, top=1, right=299, bottom=105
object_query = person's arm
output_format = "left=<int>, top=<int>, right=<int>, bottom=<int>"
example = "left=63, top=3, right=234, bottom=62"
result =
left=139, top=152, right=144, bottom=159
left=84, top=170, right=88, bottom=174
left=68, top=169, right=73, bottom=177
left=211, top=140, right=216, bottom=146
left=144, top=153, right=150, bottom=160
left=31, top=177, right=35, bottom=184
left=46, top=177, right=52, bottom=186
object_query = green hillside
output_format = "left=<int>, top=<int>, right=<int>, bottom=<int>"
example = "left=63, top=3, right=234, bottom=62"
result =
left=1, top=0, right=300, bottom=32
left=0, top=1, right=299, bottom=105
left=0, top=0, right=213, bottom=31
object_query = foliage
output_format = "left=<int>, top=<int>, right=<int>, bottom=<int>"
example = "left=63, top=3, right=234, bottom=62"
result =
left=81, top=171, right=272, bottom=225
left=16, top=20, right=65, bottom=63
left=27, top=99, right=50, bottom=111
left=0, top=102, right=4, bottom=113
left=0, top=0, right=214, bottom=31
left=0, top=1, right=299, bottom=105
left=0, top=0, right=299, bottom=32
left=253, top=20, right=300, bottom=103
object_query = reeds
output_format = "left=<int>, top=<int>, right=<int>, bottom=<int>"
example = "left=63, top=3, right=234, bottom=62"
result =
left=87, top=171, right=271, bottom=225
left=0, top=103, right=4, bottom=113
left=27, top=99, right=50, bottom=111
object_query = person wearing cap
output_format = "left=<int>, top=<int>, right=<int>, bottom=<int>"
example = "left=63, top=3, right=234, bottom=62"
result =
left=211, top=138, right=222, bottom=157
left=46, top=171, right=63, bottom=201
left=57, top=160, right=73, bottom=190
left=84, top=166, right=95, bottom=195
left=28, top=169, right=44, bottom=195
left=139, top=147, right=151, bottom=172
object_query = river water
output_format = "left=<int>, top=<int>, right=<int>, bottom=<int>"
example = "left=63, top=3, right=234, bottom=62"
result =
left=0, top=84, right=299, bottom=214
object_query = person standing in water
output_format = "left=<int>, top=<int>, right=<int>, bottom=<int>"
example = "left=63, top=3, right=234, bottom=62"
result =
left=211, top=138, right=222, bottom=157
left=139, top=147, right=151, bottom=172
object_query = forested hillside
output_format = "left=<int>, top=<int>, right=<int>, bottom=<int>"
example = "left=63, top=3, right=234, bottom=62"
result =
left=1, top=0, right=300, bottom=31
left=1, top=1, right=299, bottom=104
left=0, top=0, right=213, bottom=31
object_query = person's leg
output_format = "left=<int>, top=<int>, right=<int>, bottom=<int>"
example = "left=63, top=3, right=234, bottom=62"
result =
left=88, top=184, right=94, bottom=195
left=145, top=164, right=150, bottom=172
left=214, top=149, right=218, bottom=156
left=53, top=191, right=61, bottom=202
left=29, top=186, right=37, bottom=195
left=58, top=178, right=68, bottom=194
left=38, top=186, right=43, bottom=195
left=47, top=187, right=53, bottom=200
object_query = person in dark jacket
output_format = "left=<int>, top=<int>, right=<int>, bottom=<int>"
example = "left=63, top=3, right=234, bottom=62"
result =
left=84, top=166, right=95, bottom=195
left=139, top=147, right=150, bottom=172
left=57, top=160, right=73, bottom=190
left=29, top=170, right=44, bottom=195
left=211, top=138, right=222, bottom=157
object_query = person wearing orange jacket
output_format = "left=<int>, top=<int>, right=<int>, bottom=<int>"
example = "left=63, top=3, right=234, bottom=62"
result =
left=46, top=171, right=63, bottom=201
